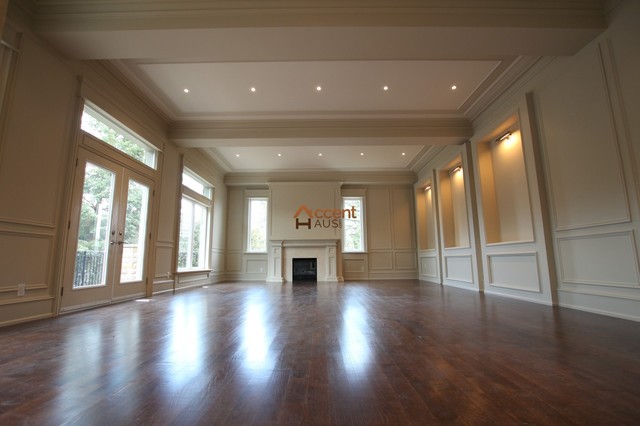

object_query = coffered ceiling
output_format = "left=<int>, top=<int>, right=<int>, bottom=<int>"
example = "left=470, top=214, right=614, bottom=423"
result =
left=10, top=0, right=606, bottom=175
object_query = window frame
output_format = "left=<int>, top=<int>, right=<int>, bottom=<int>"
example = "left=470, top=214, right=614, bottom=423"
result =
left=342, top=196, right=367, bottom=253
left=246, top=196, right=269, bottom=253
left=177, top=168, right=213, bottom=272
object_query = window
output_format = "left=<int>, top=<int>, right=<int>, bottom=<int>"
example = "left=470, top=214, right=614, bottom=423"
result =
left=81, top=104, right=158, bottom=169
left=178, top=169, right=212, bottom=271
left=342, top=197, right=365, bottom=252
left=247, top=198, right=268, bottom=252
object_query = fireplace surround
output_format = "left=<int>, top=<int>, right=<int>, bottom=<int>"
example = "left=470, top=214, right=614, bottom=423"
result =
left=267, top=239, right=342, bottom=283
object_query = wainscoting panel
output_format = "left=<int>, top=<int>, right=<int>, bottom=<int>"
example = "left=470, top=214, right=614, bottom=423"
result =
left=153, top=242, right=174, bottom=280
left=0, top=232, right=52, bottom=294
left=395, top=251, right=417, bottom=270
left=558, top=232, right=639, bottom=287
left=487, top=253, right=541, bottom=293
left=226, top=251, right=242, bottom=272
left=420, top=255, right=439, bottom=280
left=444, top=255, right=473, bottom=283
left=246, top=258, right=268, bottom=274
left=344, top=257, right=367, bottom=273
left=369, top=251, right=393, bottom=270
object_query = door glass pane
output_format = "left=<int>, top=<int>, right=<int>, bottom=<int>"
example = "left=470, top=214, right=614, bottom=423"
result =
left=74, top=162, right=115, bottom=288
left=120, top=179, right=150, bottom=283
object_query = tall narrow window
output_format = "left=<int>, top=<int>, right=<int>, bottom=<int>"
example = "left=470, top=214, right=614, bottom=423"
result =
left=343, top=197, right=365, bottom=252
left=247, top=198, right=268, bottom=252
left=81, top=104, right=158, bottom=169
left=178, top=169, right=212, bottom=271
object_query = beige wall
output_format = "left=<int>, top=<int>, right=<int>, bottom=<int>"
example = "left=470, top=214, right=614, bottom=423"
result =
left=0, top=0, right=6, bottom=33
left=531, top=1, right=640, bottom=319
left=0, top=33, right=76, bottom=326
left=270, top=182, right=342, bottom=240
left=415, top=0, right=640, bottom=320
left=225, top=183, right=418, bottom=281
left=362, top=186, right=417, bottom=280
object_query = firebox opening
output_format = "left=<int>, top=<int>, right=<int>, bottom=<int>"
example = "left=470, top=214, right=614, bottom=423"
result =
left=293, top=258, right=317, bottom=282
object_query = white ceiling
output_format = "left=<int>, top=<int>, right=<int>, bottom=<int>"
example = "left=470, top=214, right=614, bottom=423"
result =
left=15, top=0, right=606, bottom=176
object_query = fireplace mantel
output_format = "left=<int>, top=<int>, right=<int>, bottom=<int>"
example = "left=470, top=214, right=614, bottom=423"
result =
left=267, top=239, right=343, bottom=283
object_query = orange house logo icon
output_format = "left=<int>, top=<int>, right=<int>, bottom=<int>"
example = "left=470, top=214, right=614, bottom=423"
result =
left=293, top=204, right=357, bottom=229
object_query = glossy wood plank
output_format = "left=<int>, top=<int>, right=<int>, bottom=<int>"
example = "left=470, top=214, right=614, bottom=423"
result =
left=1, top=280, right=640, bottom=425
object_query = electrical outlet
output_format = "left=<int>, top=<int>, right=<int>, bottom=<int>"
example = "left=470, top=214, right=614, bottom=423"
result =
left=17, top=283, right=26, bottom=296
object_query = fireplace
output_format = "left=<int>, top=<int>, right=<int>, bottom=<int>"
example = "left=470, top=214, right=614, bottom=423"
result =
left=267, top=239, right=342, bottom=283
left=292, top=258, right=317, bottom=282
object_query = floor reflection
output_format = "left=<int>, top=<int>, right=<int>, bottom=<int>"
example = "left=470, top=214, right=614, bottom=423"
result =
left=340, top=302, right=372, bottom=377
left=164, top=298, right=204, bottom=387
left=240, top=296, right=275, bottom=378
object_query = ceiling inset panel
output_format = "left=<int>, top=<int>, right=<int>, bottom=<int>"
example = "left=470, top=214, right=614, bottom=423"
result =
left=136, top=60, right=499, bottom=118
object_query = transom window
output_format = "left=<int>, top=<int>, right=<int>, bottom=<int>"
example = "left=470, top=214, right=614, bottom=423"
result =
left=81, top=104, right=158, bottom=169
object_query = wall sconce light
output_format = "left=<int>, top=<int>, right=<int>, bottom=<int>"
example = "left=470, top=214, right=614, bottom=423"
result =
left=424, top=185, right=431, bottom=192
left=496, top=131, right=512, bottom=143
left=450, top=165, right=462, bottom=174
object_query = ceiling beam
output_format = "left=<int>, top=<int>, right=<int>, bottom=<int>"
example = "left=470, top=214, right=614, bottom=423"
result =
left=169, top=118, right=472, bottom=147
left=31, top=1, right=605, bottom=32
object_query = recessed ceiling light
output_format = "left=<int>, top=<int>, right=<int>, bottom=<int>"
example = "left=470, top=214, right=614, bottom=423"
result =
left=235, top=154, right=240, bottom=157
left=250, top=87, right=256, bottom=92
left=451, top=85, right=457, bottom=90
left=360, top=152, right=365, bottom=156
left=402, top=152, right=406, bottom=156
left=383, top=86, right=389, bottom=91
left=318, top=153, right=323, bottom=156
left=316, top=86, right=322, bottom=92
left=277, top=153, right=282, bottom=157
left=183, top=88, right=190, bottom=93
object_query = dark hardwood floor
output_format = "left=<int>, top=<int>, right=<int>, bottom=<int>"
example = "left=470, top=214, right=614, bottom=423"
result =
left=1, top=280, right=639, bottom=425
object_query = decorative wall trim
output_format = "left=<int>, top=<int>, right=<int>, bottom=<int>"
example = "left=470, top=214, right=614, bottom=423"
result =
left=0, top=216, right=55, bottom=231
left=444, top=255, right=473, bottom=283
left=557, top=230, right=640, bottom=288
left=486, top=252, right=542, bottom=293
left=0, top=294, right=53, bottom=307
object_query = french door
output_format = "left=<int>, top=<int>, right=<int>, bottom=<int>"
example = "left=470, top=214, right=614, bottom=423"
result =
left=61, top=148, right=153, bottom=311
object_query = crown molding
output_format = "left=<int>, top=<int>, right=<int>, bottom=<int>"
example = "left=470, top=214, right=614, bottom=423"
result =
left=464, top=55, right=543, bottom=121
left=410, top=145, right=450, bottom=174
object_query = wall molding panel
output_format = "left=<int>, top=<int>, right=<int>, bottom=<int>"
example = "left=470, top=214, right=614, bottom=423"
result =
left=537, top=46, right=631, bottom=232
left=557, top=231, right=640, bottom=288
left=487, top=252, right=541, bottom=293
left=444, top=255, right=474, bottom=284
